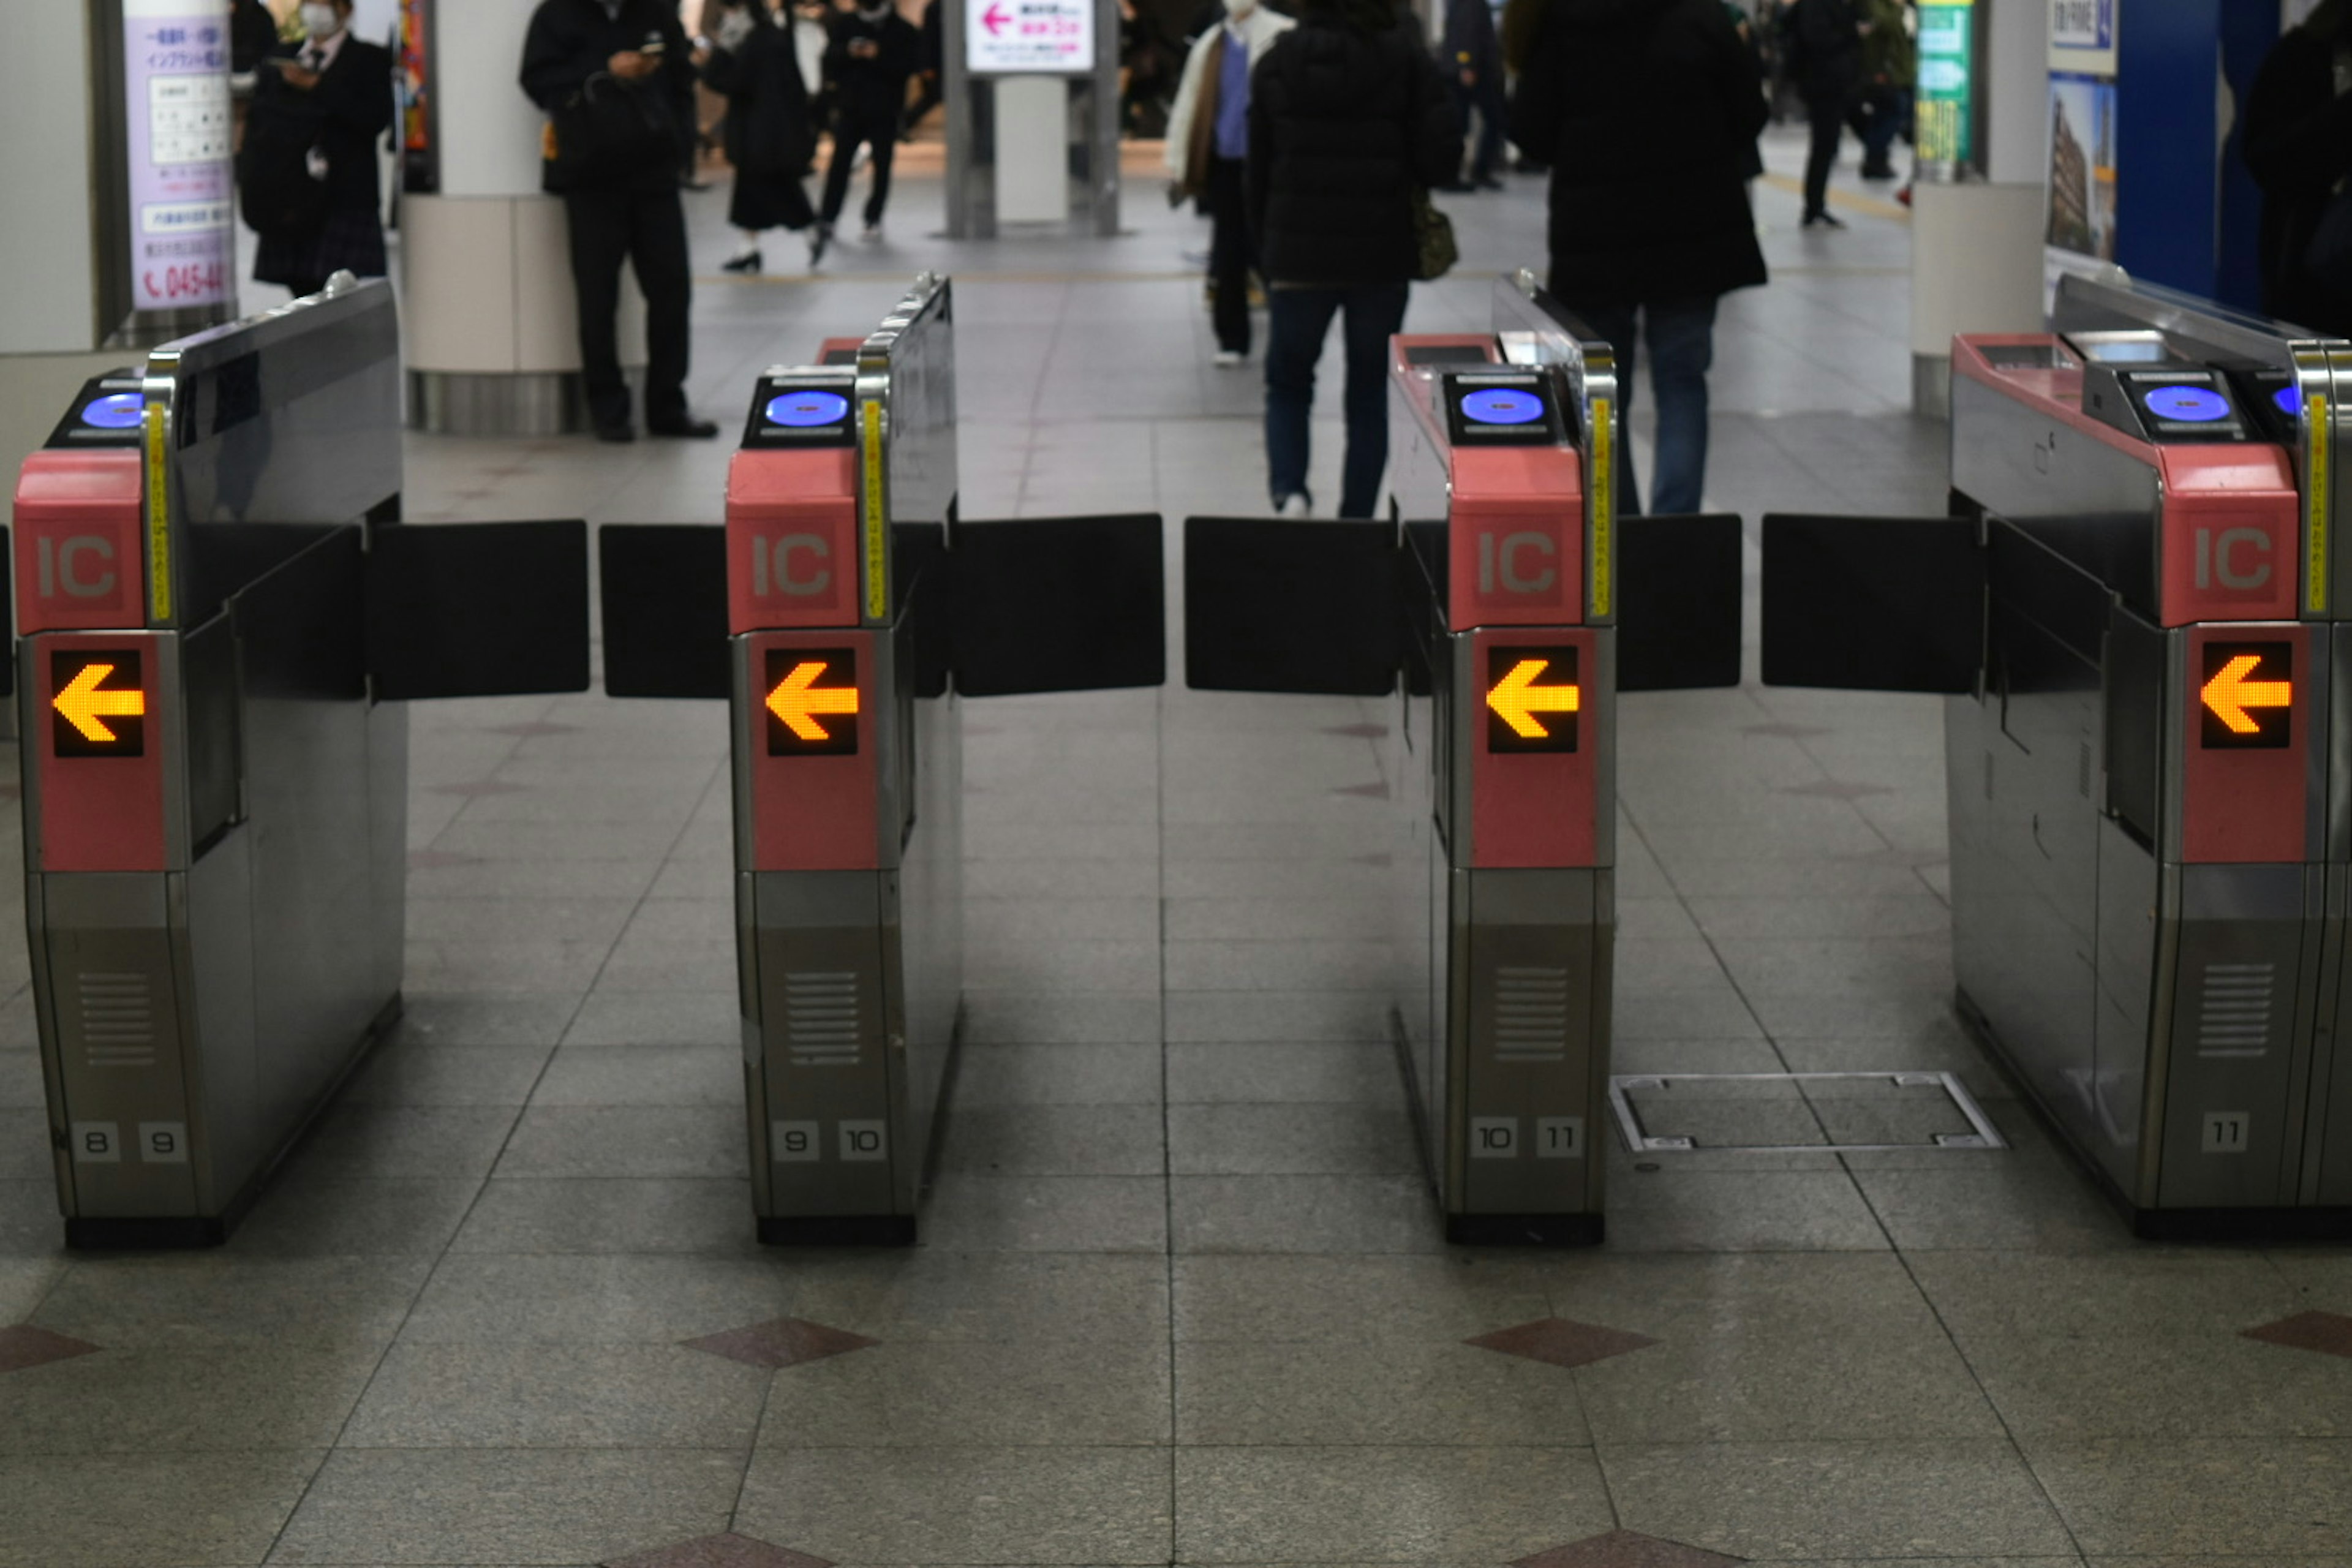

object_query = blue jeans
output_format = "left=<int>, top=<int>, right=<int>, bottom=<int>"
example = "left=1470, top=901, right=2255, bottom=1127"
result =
left=1569, top=296, right=1718, bottom=516
left=1265, top=283, right=1411, bottom=518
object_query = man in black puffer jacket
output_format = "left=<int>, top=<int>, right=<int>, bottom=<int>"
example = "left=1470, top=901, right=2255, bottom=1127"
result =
left=1510, top=0, right=1766, bottom=514
left=1250, top=0, right=1463, bottom=518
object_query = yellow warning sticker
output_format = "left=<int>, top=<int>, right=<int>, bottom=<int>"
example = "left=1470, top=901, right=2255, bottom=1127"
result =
left=861, top=398, right=886, bottom=622
left=1589, top=396, right=1614, bottom=619
left=2309, top=394, right=2329, bottom=616
left=143, top=398, right=172, bottom=623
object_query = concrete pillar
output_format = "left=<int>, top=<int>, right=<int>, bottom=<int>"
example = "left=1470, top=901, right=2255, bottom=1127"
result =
left=402, top=0, right=643, bottom=435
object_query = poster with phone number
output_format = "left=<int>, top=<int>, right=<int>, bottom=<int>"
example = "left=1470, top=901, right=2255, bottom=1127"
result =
left=124, top=0, right=235, bottom=313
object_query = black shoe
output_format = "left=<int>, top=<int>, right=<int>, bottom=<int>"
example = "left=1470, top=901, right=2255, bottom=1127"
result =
left=808, top=223, right=833, bottom=267
left=1859, top=163, right=1896, bottom=180
left=1473, top=176, right=1504, bottom=191
left=647, top=416, right=720, bottom=440
left=594, top=423, right=635, bottom=443
left=1436, top=180, right=1475, bottom=194
left=1801, top=209, right=1847, bottom=229
left=722, top=250, right=764, bottom=274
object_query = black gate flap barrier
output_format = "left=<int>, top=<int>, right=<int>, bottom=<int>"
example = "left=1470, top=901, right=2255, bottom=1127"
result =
left=1186, top=513, right=1745, bottom=697
left=597, top=514, right=1166, bottom=700
left=366, top=519, right=591, bottom=701
left=600, top=524, right=729, bottom=699
left=1618, top=513, right=1743, bottom=692
left=953, top=514, right=1163, bottom=696
left=1760, top=514, right=1983, bottom=694
left=1185, top=516, right=1399, bottom=696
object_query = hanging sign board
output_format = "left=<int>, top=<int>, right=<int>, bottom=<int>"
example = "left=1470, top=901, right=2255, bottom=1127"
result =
left=967, top=0, right=1095, bottom=74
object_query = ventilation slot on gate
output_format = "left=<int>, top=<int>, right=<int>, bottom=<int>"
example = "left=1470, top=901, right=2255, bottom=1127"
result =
left=78, top=972, right=156, bottom=1070
left=2195, top=962, right=2275, bottom=1059
left=1493, top=967, right=1570, bottom=1063
left=783, top=971, right=861, bottom=1068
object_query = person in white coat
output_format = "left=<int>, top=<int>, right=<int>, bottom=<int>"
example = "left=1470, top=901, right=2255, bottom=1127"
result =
left=1164, top=0, right=1294, bottom=364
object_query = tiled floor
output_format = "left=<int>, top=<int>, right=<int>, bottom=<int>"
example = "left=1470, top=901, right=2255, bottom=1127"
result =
left=3, top=128, right=2350, bottom=1566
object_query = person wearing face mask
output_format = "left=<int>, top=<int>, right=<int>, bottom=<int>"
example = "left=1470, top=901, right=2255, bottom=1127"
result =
left=812, top=0, right=921, bottom=257
left=241, top=0, right=396, bottom=301
left=702, top=0, right=818, bottom=271
left=1164, top=0, right=1294, bottom=366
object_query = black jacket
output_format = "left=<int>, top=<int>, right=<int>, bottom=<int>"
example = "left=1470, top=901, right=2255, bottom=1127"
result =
left=825, top=7, right=922, bottom=124
left=704, top=20, right=815, bottom=176
left=1509, top=0, right=1766, bottom=307
left=1793, top=0, right=1861, bottom=100
left=521, top=0, right=697, bottom=186
left=1246, top=8, right=1463, bottom=286
left=1444, top=0, right=1501, bottom=77
left=247, top=36, right=396, bottom=219
left=2244, top=13, right=2352, bottom=331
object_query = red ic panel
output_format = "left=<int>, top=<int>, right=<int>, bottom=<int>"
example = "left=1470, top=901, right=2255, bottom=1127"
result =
left=13, top=451, right=145, bottom=633
left=36, top=634, right=167, bottom=872
left=1449, top=446, right=1585, bottom=630
left=2181, top=623, right=2308, bottom=864
left=746, top=629, right=878, bottom=871
left=726, top=448, right=859, bottom=633
left=1470, top=627, right=1597, bottom=869
left=2158, top=447, right=2299, bottom=627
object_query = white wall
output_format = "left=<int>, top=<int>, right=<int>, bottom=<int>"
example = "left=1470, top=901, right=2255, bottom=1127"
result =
left=0, top=5, right=99, bottom=352
left=436, top=0, right=550, bottom=197
left=1985, top=0, right=2051, bottom=187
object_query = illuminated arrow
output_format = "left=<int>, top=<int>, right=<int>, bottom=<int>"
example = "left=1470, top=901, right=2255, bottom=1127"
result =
left=1487, top=657, right=1580, bottom=740
left=54, top=662, right=145, bottom=744
left=767, top=659, right=859, bottom=742
left=2201, top=654, right=2291, bottom=735
left=982, top=2, right=1011, bottom=31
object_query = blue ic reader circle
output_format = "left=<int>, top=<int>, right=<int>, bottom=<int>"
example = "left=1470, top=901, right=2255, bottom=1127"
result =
left=2275, top=386, right=2302, bottom=419
left=81, top=393, right=143, bottom=430
left=2144, top=384, right=2231, bottom=423
left=1461, top=388, right=1545, bottom=426
left=766, top=390, right=850, bottom=428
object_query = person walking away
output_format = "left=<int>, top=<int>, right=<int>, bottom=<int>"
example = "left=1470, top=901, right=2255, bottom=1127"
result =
left=243, top=1, right=395, bottom=300
left=815, top=0, right=919, bottom=256
left=1509, top=0, right=1766, bottom=514
left=1852, top=0, right=1909, bottom=179
left=1794, top=0, right=1861, bottom=225
left=1441, top=0, right=1507, bottom=189
left=522, top=0, right=720, bottom=442
left=2244, top=0, right=2352, bottom=335
left=704, top=0, right=819, bottom=271
left=1166, top=0, right=1295, bottom=364
left=1250, top=0, right=1463, bottom=518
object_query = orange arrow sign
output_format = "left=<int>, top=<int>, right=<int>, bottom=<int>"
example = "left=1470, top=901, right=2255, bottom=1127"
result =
left=1487, top=657, right=1580, bottom=740
left=2201, top=654, right=2291, bottom=735
left=767, top=659, right=859, bottom=742
left=54, top=662, right=145, bottom=744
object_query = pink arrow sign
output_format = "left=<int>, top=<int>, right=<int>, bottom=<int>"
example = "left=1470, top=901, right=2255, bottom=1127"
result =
left=982, top=2, right=1011, bottom=32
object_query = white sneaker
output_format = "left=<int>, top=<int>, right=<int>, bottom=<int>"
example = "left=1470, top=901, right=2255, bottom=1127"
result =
left=1273, top=494, right=1311, bottom=518
left=1213, top=349, right=1245, bottom=368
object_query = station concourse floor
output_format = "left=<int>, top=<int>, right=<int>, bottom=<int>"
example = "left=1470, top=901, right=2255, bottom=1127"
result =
left=2, top=128, right=2350, bottom=1567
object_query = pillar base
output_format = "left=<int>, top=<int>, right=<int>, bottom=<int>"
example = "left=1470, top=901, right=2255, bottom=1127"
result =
left=1912, top=353, right=1951, bottom=420
left=409, top=369, right=584, bottom=437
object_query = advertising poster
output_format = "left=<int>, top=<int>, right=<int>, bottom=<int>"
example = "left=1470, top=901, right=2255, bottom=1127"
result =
left=124, top=0, right=235, bottom=313
left=400, top=0, right=434, bottom=192
left=1915, top=0, right=1974, bottom=172
left=2045, top=73, right=2117, bottom=260
left=967, top=0, right=1095, bottom=74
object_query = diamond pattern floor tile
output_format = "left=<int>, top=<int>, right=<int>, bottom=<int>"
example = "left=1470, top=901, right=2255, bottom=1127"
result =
left=679, top=1317, right=879, bottom=1370
left=1513, top=1529, right=1745, bottom=1567
left=2242, top=1309, right=2352, bottom=1359
left=605, top=1532, right=833, bottom=1568
left=0, top=1324, right=102, bottom=1374
left=1466, top=1317, right=1659, bottom=1370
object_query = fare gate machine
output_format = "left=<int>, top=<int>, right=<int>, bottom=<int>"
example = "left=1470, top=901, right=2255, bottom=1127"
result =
left=1187, top=273, right=1743, bottom=1243
left=1763, top=271, right=2352, bottom=1237
left=12, top=278, right=591, bottom=1247
left=600, top=274, right=1166, bottom=1243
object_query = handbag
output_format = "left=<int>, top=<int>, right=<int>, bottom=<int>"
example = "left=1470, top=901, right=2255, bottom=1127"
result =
left=236, top=107, right=330, bottom=237
left=543, top=71, right=676, bottom=192
left=1412, top=187, right=1459, bottom=282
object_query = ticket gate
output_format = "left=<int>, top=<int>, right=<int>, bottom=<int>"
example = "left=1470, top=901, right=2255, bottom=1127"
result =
left=11, top=278, right=591, bottom=1248
left=1186, top=273, right=1743, bottom=1243
left=600, top=274, right=1166, bottom=1243
left=1763, top=271, right=2352, bottom=1238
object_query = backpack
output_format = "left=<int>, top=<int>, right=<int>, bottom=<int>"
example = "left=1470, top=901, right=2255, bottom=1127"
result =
left=236, top=99, right=330, bottom=238
left=542, top=72, right=678, bottom=193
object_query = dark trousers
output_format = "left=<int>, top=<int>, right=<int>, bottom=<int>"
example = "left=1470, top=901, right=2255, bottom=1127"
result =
left=1453, top=72, right=1507, bottom=181
left=1206, top=157, right=1251, bottom=355
left=563, top=183, right=693, bottom=431
left=1264, top=282, right=1410, bottom=518
left=903, top=73, right=942, bottom=136
left=1803, top=86, right=1849, bottom=216
left=1567, top=296, right=1719, bottom=516
left=821, top=111, right=899, bottom=227
left=1855, top=84, right=1906, bottom=173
